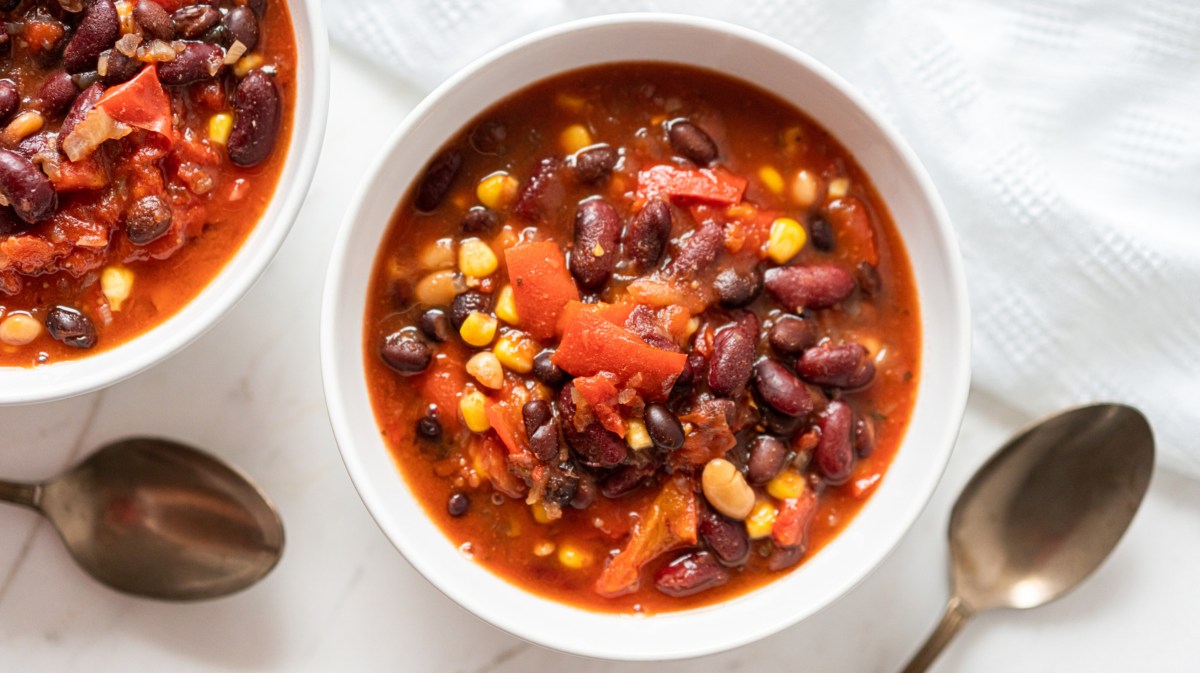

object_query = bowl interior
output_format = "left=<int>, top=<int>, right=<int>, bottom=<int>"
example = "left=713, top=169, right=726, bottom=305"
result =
left=0, top=0, right=330, bottom=405
left=323, top=14, right=969, bottom=660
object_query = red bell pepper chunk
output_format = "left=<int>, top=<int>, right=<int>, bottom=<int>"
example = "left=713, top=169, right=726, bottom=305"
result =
left=555, top=299, right=636, bottom=334
left=504, top=241, right=580, bottom=341
left=552, top=307, right=687, bottom=400
left=772, top=489, right=819, bottom=549
left=95, top=65, right=174, bottom=145
left=637, top=165, right=747, bottom=206
left=595, top=475, right=697, bottom=597
left=828, top=196, right=879, bottom=266
left=415, top=341, right=468, bottom=433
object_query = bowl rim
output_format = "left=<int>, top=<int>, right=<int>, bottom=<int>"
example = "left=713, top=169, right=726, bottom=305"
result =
left=322, top=12, right=971, bottom=660
left=0, top=0, right=331, bottom=405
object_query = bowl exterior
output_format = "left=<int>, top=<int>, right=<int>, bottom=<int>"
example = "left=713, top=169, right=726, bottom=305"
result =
left=322, top=14, right=970, bottom=660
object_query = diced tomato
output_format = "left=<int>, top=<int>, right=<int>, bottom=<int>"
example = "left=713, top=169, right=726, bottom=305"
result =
left=96, top=66, right=174, bottom=145
left=553, top=308, right=687, bottom=399
left=24, top=20, right=64, bottom=54
left=571, top=373, right=626, bottom=437
left=504, top=241, right=580, bottom=341
left=51, top=154, right=109, bottom=191
left=594, top=475, right=697, bottom=597
left=469, top=434, right=526, bottom=499
left=637, top=165, right=747, bottom=206
left=415, top=341, right=468, bottom=433
left=828, top=196, right=879, bottom=266
left=484, top=393, right=530, bottom=457
left=674, top=398, right=737, bottom=468
left=772, top=489, right=818, bottom=549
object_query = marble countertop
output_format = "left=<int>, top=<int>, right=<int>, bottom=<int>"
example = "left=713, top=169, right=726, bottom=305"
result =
left=1, top=48, right=1197, bottom=672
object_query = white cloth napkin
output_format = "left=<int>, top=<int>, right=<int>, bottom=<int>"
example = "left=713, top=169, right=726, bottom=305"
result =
left=327, top=0, right=1200, bottom=479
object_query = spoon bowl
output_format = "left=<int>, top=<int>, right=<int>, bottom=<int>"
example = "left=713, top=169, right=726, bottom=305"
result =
left=0, top=438, right=285, bottom=601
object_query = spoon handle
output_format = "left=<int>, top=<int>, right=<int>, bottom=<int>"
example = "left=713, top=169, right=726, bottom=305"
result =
left=0, top=480, right=40, bottom=508
left=899, top=595, right=974, bottom=673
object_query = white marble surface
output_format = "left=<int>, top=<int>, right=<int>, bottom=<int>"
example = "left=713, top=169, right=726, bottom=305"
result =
left=1, top=48, right=1198, bottom=672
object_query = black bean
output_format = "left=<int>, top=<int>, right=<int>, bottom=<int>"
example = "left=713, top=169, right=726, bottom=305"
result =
left=469, top=120, right=506, bottom=155
left=415, top=150, right=462, bottom=213
left=45, top=306, right=97, bottom=349
left=754, top=358, right=813, bottom=417
left=809, top=212, right=835, bottom=252
left=460, top=206, right=498, bottom=235
left=0, top=32, right=9, bottom=58
left=796, top=343, right=875, bottom=390
left=572, top=145, right=616, bottom=184
left=699, top=506, right=750, bottom=566
left=449, top=291, right=490, bottom=330
left=569, top=477, right=597, bottom=509
left=857, top=261, right=881, bottom=297
left=644, top=402, right=684, bottom=451
left=447, top=492, right=469, bottom=517
left=99, top=48, right=140, bottom=85
left=124, top=195, right=173, bottom=245
left=714, top=266, right=762, bottom=308
left=223, top=6, right=259, bottom=51
left=708, top=319, right=757, bottom=397
left=542, top=462, right=579, bottom=506
left=134, top=0, right=175, bottom=40
left=529, top=421, right=560, bottom=462
left=158, top=42, right=225, bottom=85
left=522, top=399, right=552, bottom=438
left=600, top=463, right=655, bottom=498
left=557, top=383, right=626, bottom=468
left=746, top=436, right=788, bottom=485
left=228, top=69, right=281, bottom=167
left=815, top=401, right=854, bottom=484
left=64, top=0, right=120, bottom=74
left=768, top=315, right=816, bottom=355
left=0, top=80, right=16, bottom=124
left=0, top=149, right=56, bottom=226
left=248, top=0, right=267, bottom=18
left=37, top=70, right=80, bottom=114
left=532, top=350, right=565, bottom=386
left=380, top=331, right=431, bottom=375
left=416, top=413, right=442, bottom=440
left=761, top=406, right=803, bottom=436
left=172, top=5, right=221, bottom=39
left=764, top=265, right=856, bottom=312
left=666, top=119, right=718, bottom=166
left=569, top=199, right=621, bottom=289
left=417, top=308, right=451, bottom=342
left=654, top=551, right=729, bottom=597
left=624, top=197, right=672, bottom=268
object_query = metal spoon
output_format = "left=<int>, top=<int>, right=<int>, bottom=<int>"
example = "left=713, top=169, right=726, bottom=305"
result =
left=0, top=437, right=285, bottom=601
left=900, top=404, right=1154, bottom=671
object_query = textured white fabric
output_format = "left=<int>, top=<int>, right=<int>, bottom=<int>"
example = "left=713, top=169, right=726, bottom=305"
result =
left=327, top=0, right=1200, bottom=478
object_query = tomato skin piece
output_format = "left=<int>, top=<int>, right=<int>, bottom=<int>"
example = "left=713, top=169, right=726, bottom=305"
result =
left=636, top=165, right=747, bottom=205
left=95, top=66, right=174, bottom=144
left=594, top=475, right=697, bottom=598
left=504, top=241, right=580, bottom=341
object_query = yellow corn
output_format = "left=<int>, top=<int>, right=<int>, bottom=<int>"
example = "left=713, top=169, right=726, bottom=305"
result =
left=791, top=169, right=819, bottom=208
left=0, top=313, right=41, bottom=346
left=758, top=166, right=785, bottom=195
left=208, top=113, right=233, bottom=145
left=533, top=541, right=556, bottom=557
left=745, top=500, right=777, bottom=539
left=827, top=177, right=850, bottom=200
left=458, top=238, right=498, bottom=278
left=476, top=172, right=519, bottom=210
left=531, top=500, right=553, bottom=525
left=625, top=419, right=653, bottom=451
left=556, top=92, right=588, bottom=113
left=466, top=351, right=504, bottom=389
left=100, top=266, right=134, bottom=311
left=233, top=53, right=265, bottom=78
left=460, top=390, right=491, bottom=433
left=767, top=217, right=807, bottom=264
left=494, top=285, right=519, bottom=324
left=560, top=124, right=593, bottom=154
left=557, top=543, right=591, bottom=569
left=767, top=469, right=806, bottom=501
left=493, top=332, right=535, bottom=373
left=459, top=312, right=497, bottom=347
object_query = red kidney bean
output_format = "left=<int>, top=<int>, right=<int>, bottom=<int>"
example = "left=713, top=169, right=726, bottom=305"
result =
left=761, top=406, right=802, bottom=436
left=768, top=315, right=816, bottom=354
left=624, top=197, right=672, bottom=268
left=59, top=82, right=104, bottom=147
left=447, top=492, right=469, bottom=517
left=158, top=42, right=224, bottom=85
left=796, top=343, right=875, bottom=390
left=513, top=157, right=563, bottom=222
left=644, top=402, right=685, bottom=451
left=714, top=266, right=762, bottom=308
left=557, top=383, right=627, bottom=468
left=248, top=0, right=267, bottom=17
left=223, top=6, right=259, bottom=51
left=600, top=462, right=655, bottom=498
left=572, top=144, right=616, bottom=184
left=708, top=317, right=757, bottom=397
left=449, top=291, right=490, bottom=329
left=753, top=358, right=813, bottom=417
left=134, top=0, right=175, bottom=40
left=666, top=220, right=723, bottom=277
left=45, top=306, right=97, bottom=348
left=746, top=435, right=788, bottom=485
left=37, top=70, right=80, bottom=114
left=0, top=80, right=16, bottom=123
left=522, top=399, right=552, bottom=438
left=172, top=5, right=221, bottom=39
left=124, top=194, right=173, bottom=244
left=414, top=149, right=462, bottom=213
left=654, top=551, right=729, bottom=597
left=699, top=506, right=750, bottom=566
left=469, top=120, right=506, bottom=155
left=0, top=31, right=9, bottom=58
left=666, top=119, right=717, bottom=166
left=532, top=350, right=566, bottom=386
left=63, top=0, right=119, bottom=74
left=855, top=413, right=877, bottom=458
left=228, top=69, right=281, bottom=167
left=764, top=265, right=856, bottom=312
left=815, top=400, right=854, bottom=484
left=528, top=421, right=560, bottom=462
left=99, top=48, right=140, bottom=85
left=569, top=198, right=621, bottom=289
left=767, top=543, right=806, bottom=571
left=569, top=477, right=596, bottom=509
left=380, top=331, right=431, bottom=374
left=460, top=206, right=498, bottom=235
left=809, top=212, right=835, bottom=252
left=0, top=149, right=56, bottom=225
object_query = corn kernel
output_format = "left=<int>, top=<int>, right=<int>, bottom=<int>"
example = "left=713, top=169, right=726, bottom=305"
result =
left=556, top=92, right=587, bottom=113
left=767, top=217, right=807, bottom=264
left=466, top=351, right=504, bottom=389
left=476, top=172, right=519, bottom=210
left=100, top=266, right=134, bottom=311
left=745, top=500, right=777, bottom=539
left=625, top=419, right=653, bottom=451
left=827, top=177, right=850, bottom=200
left=791, top=169, right=819, bottom=208
left=767, top=470, right=806, bottom=500
left=0, top=313, right=41, bottom=346
left=531, top=500, right=553, bottom=525
left=494, top=285, right=519, bottom=324
left=208, top=113, right=233, bottom=145
left=758, top=166, right=784, bottom=195
left=460, top=390, right=491, bottom=433
left=459, top=312, right=497, bottom=347
left=684, top=317, right=700, bottom=339
left=557, top=543, right=591, bottom=569
left=458, top=238, right=499, bottom=279
left=533, top=541, right=556, bottom=557
left=560, top=124, right=593, bottom=154
left=233, top=53, right=265, bottom=78
left=4, top=111, right=44, bottom=145
left=493, top=332, right=535, bottom=373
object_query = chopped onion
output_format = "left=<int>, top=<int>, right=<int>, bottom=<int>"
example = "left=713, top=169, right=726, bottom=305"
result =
left=224, top=40, right=248, bottom=66
left=115, top=33, right=141, bottom=58
left=63, top=108, right=132, bottom=163
left=136, top=39, right=178, bottom=63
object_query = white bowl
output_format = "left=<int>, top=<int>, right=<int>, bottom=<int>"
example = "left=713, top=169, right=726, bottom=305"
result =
left=0, top=0, right=330, bottom=405
left=322, top=14, right=970, bottom=661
